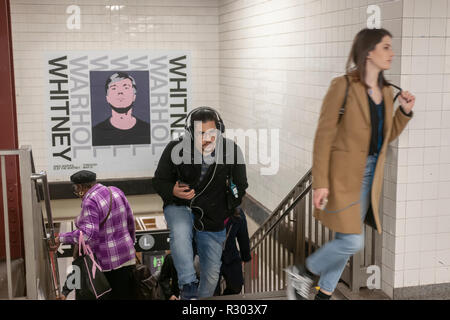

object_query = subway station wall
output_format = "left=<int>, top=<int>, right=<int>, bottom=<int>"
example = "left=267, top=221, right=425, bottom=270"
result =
left=9, top=0, right=450, bottom=294
left=218, top=0, right=450, bottom=296
left=388, top=0, right=450, bottom=294
left=219, top=0, right=403, bottom=213
left=10, top=0, right=220, bottom=181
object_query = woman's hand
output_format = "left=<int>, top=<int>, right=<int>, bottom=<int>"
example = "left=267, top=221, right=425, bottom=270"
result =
left=48, top=236, right=61, bottom=252
left=313, top=188, right=329, bottom=210
left=173, top=181, right=195, bottom=200
left=398, top=90, right=415, bottom=114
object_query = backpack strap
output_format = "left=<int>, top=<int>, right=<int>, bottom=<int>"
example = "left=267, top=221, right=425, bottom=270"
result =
left=338, top=74, right=350, bottom=123
left=337, top=76, right=403, bottom=123
left=99, top=187, right=113, bottom=228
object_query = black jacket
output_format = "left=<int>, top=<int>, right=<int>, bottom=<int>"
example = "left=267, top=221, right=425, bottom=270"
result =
left=152, top=136, right=248, bottom=232
left=222, top=208, right=251, bottom=265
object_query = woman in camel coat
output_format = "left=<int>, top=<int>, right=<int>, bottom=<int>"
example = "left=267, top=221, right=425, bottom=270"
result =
left=286, top=28, right=415, bottom=300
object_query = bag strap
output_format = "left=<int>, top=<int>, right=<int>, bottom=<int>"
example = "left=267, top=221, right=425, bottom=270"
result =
left=338, top=74, right=350, bottom=123
left=338, top=75, right=403, bottom=123
left=226, top=162, right=235, bottom=184
left=77, top=231, right=103, bottom=277
left=100, top=187, right=113, bottom=228
left=222, top=222, right=233, bottom=252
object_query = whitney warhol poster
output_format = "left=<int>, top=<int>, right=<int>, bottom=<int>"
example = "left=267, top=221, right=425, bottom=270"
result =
left=46, top=52, right=190, bottom=180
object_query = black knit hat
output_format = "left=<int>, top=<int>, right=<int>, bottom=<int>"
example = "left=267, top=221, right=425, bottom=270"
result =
left=70, top=170, right=96, bottom=184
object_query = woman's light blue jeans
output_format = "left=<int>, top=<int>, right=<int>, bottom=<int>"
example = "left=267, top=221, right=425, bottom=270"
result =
left=163, top=204, right=226, bottom=298
left=306, top=155, right=378, bottom=293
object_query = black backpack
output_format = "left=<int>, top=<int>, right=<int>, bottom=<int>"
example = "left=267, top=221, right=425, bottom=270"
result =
left=133, top=257, right=164, bottom=300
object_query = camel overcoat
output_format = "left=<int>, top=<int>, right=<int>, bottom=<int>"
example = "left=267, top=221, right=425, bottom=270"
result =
left=312, top=75, right=413, bottom=235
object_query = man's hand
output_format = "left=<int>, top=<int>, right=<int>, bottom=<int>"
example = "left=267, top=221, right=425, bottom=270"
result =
left=56, top=294, right=67, bottom=300
left=313, top=188, right=329, bottom=210
left=173, top=181, right=195, bottom=200
left=48, top=236, right=61, bottom=252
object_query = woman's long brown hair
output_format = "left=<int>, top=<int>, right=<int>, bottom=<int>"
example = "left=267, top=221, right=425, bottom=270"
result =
left=346, top=28, right=393, bottom=89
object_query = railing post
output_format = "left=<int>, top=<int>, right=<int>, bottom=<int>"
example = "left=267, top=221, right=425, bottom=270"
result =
left=30, top=171, right=61, bottom=299
left=18, top=147, right=38, bottom=299
left=294, top=196, right=306, bottom=266
left=351, top=252, right=362, bottom=293
left=244, top=259, right=252, bottom=293
left=1, top=155, right=13, bottom=299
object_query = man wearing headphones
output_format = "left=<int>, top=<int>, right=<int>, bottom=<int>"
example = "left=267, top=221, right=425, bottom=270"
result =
left=152, top=107, right=248, bottom=299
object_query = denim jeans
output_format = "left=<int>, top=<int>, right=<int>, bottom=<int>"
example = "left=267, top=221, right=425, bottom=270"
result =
left=163, top=204, right=226, bottom=298
left=306, top=155, right=378, bottom=293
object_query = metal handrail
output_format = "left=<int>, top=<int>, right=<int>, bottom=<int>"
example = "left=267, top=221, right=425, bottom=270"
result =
left=31, top=171, right=61, bottom=298
left=250, top=184, right=311, bottom=251
left=0, top=152, right=16, bottom=299
left=244, top=167, right=380, bottom=294
left=0, top=146, right=61, bottom=299
left=253, top=169, right=312, bottom=234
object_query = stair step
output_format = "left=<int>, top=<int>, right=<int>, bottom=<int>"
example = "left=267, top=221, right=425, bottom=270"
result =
left=0, top=258, right=26, bottom=299
left=205, top=290, right=287, bottom=300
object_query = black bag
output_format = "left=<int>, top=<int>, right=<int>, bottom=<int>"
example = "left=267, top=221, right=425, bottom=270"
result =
left=72, top=232, right=112, bottom=300
left=133, top=256, right=164, bottom=300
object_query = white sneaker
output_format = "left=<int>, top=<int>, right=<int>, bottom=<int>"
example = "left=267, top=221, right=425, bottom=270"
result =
left=285, top=265, right=314, bottom=300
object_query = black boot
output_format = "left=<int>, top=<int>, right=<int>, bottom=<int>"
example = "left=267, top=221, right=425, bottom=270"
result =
left=314, top=289, right=332, bottom=300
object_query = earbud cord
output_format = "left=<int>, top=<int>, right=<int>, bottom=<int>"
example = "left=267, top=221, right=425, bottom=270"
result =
left=190, top=135, right=221, bottom=231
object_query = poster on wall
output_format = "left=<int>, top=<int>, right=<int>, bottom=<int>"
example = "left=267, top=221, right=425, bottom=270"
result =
left=45, top=51, right=190, bottom=181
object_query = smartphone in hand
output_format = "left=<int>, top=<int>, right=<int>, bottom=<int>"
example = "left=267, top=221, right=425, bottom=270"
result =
left=177, top=180, right=191, bottom=192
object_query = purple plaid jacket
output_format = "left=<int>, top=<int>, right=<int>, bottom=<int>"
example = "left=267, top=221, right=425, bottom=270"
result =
left=59, top=183, right=136, bottom=271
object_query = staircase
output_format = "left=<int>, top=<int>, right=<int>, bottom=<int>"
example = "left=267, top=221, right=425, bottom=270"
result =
left=241, top=169, right=384, bottom=298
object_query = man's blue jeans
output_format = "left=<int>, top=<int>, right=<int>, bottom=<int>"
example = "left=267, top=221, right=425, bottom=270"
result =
left=306, top=155, right=378, bottom=293
left=164, top=204, right=226, bottom=298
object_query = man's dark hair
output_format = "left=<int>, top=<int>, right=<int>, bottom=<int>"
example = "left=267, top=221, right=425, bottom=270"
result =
left=190, top=108, right=219, bottom=129
left=105, top=72, right=137, bottom=94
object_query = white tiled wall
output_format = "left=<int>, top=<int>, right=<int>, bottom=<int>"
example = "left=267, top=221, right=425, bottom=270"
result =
left=10, top=0, right=450, bottom=297
left=219, top=0, right=403, bottom=212
left=382, top=0, right=450, bottom=294
left=219, top=0, right=450, bottom=297
left=10, top=0, right=220, bottom=177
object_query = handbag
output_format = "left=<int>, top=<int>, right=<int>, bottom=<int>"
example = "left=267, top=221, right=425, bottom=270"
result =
left=72, top=231, right=112, bottom=300
left=133, top=255, right=164, bottom=300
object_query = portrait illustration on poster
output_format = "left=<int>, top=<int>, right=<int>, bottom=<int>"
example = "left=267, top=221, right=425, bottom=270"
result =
left=90, top=71, right=151, bottom=146
left=46, top=52, right=190, bottom=181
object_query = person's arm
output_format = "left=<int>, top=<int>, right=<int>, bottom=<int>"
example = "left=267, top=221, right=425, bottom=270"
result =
left=152, top=142, right=178, bottom=204
left=236, top=211, right=251, bottom=263
left=59, top=199, right=100, bottom=245
left=389, top=106, right=413, bottom=143
left=312, top=76, right=348, bottom=190
left=124, top=193, right=136, bottom=243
